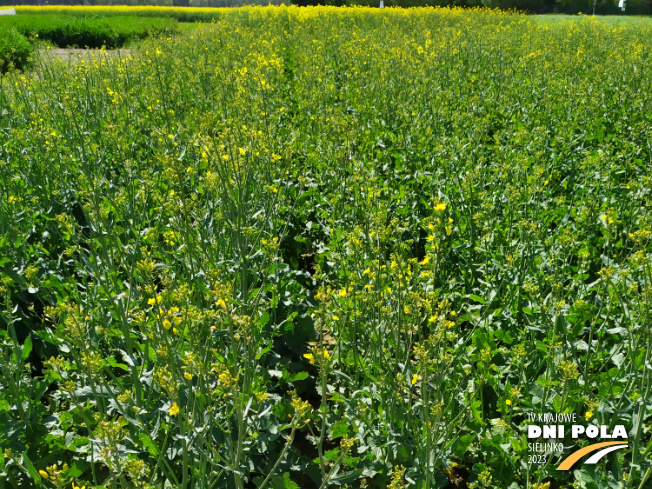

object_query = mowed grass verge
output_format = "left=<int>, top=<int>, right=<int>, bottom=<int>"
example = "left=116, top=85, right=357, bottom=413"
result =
left=0, top=15, right=178, bottom=49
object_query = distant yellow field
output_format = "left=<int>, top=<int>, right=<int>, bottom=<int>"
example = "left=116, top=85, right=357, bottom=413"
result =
left=12, top=4, right=237, bottom=16
left=11, top=3, right=511, bottom=17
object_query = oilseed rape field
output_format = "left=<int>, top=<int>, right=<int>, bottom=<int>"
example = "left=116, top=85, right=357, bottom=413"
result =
left=1, top=6, right=651, bottom=489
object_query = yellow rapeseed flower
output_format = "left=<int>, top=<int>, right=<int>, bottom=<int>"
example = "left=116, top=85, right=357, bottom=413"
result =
left=434, top=202, right=447, bottom=212
left=39, top=470, right=48, bottom=479
left=169, top=402, right=179, bottom=416
left=411, top=374, right=419, bottom=385
left=304, top=353, right=315, bottom=365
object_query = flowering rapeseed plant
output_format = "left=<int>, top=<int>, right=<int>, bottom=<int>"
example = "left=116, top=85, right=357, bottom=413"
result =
left=0, top=6, right=650, bottom=489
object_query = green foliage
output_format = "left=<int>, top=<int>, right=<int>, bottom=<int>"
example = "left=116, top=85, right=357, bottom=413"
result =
left=0, top=14, right=178, bottom=49
left=480, top=0, right=545, bottom=10
left=15, top=6, right=266, bottom=22
left=0, top=28, right=32, bottom=73
left=0, top=6, right=651, bottom=489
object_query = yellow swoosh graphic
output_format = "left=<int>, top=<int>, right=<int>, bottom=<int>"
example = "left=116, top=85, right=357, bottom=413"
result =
left=556, top=442, right=628, bottom=470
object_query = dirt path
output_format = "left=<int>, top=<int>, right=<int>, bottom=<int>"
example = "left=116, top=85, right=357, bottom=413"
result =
left=38, top=48, right=132, bottom=64
left=1, top=48, right=133, bottom=90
